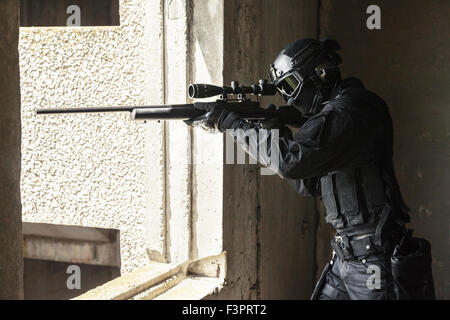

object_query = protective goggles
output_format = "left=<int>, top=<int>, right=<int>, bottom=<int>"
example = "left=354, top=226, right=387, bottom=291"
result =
left=274, top=71, right=305, bottom=97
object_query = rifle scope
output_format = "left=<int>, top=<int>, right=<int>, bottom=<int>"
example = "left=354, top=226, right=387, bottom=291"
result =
left=188, top=80, right=277, bottom=99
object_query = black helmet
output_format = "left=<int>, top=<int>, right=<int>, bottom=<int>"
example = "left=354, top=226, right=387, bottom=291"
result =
left=269, top=38, right=342, bottom=115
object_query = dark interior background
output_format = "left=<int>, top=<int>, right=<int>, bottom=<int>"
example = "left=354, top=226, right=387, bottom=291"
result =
left=318, top=0, right=450, bottom=299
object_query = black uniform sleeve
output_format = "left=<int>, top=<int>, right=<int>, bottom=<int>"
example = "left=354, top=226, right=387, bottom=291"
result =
left=224, top=102, right=375, bottom=181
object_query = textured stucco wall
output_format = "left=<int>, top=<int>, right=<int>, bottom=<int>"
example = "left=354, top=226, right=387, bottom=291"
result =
left=20, top=0, right=164, bottom=273
left=319, top=0, right=450, bottom=299
left=0, top=0, right=24, bottom=299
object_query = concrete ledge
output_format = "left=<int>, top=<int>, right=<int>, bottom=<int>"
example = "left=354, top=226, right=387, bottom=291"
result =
left=23, top=222, right=120, bottom=267
left=132, top=273, right=185, bottom=300
left=23, top=222, right=117, bottom=243
left=74, top=262, right=183, bottom=300
left=74, top=252, right=226, bottom=300
left=153, top=276, right=224, bottom=300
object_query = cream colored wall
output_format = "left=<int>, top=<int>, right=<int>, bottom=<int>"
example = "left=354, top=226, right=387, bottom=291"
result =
left=20, top=0, right=164, bottom=273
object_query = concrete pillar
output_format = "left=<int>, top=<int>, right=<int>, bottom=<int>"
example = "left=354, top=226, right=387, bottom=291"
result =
left=218, top=0, right=320, bottom=299
left=0, top=0, right=24, bottom=299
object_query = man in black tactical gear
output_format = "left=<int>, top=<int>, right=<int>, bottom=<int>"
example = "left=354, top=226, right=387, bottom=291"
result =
left=186, top=38, right=435, bottom=300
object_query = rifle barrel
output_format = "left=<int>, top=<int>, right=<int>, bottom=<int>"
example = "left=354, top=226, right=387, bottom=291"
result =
left=36, top=105, right=193, bottom=115
left=36, top=107, right=134, bottom=114
left=35, top=103, right=305, bottom=127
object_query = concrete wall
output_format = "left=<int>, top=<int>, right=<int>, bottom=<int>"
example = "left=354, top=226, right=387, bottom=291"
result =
left=211, top=0, right=319, bottom=300
left=257, top=0, right=319, bottom=299
left=319, top=0, right=450, bottom=299
left=18, top=0, right=321, bottom=299
left=0, top=0, right=24, bottom=300
left=20, top=0, right=164, bottom=274
left=190, top=0, right=225, bottom=263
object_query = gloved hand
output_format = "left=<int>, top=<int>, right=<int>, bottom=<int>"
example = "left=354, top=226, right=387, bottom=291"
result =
left=184, top=101, right=239, bottom=133
left=260, top=104, right=284, bottom=129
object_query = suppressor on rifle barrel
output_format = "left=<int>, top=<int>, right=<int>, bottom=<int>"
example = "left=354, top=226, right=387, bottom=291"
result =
left=131, top=106, right=203, bottom=120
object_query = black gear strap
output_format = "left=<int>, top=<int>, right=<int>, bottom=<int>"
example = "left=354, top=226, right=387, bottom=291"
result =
left=331, top=233, right=380, bottom=261
left=375, top=203, right=391, bottom=247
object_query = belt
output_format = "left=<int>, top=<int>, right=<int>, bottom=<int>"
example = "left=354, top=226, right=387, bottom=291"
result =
left=331, top=233, right=379, bottom=261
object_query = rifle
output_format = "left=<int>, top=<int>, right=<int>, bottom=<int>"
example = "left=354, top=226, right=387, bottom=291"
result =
left=36, top=80, right=304, bottom=127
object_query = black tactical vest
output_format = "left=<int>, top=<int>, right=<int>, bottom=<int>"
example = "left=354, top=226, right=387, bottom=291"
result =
left=321, top=162, right=392, bottom=236
left=317, top=79, right=410, bottom=239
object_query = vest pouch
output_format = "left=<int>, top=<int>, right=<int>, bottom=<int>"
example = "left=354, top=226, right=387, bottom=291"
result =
left=336, top=170, right=364, bottom=226
left=359, top=165, right=388, bottom=216
left=391, top=230, right=435, bottom=300
left=320, top=175, right=344, bottom=229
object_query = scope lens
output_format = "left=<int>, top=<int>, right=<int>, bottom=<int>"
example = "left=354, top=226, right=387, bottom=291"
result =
left=188, top=85, right=196, bottom=98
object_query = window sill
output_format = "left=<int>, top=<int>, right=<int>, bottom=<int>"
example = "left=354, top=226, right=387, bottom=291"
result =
left=151, top=276, right=223, bottom=300
left=74, top=252, right=226, bottom=300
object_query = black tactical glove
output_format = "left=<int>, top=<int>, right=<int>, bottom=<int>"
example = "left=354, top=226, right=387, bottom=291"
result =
left=259, top=104, right=284, bottom=129
left=184, top=101, right=240, bottom=133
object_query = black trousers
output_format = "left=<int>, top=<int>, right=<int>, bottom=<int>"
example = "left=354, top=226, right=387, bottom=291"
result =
left=313, top=253, right=397, bottom=300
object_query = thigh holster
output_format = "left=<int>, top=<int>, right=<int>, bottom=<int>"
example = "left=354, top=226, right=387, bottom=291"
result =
left=391, top=229, right=435, bottom=300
